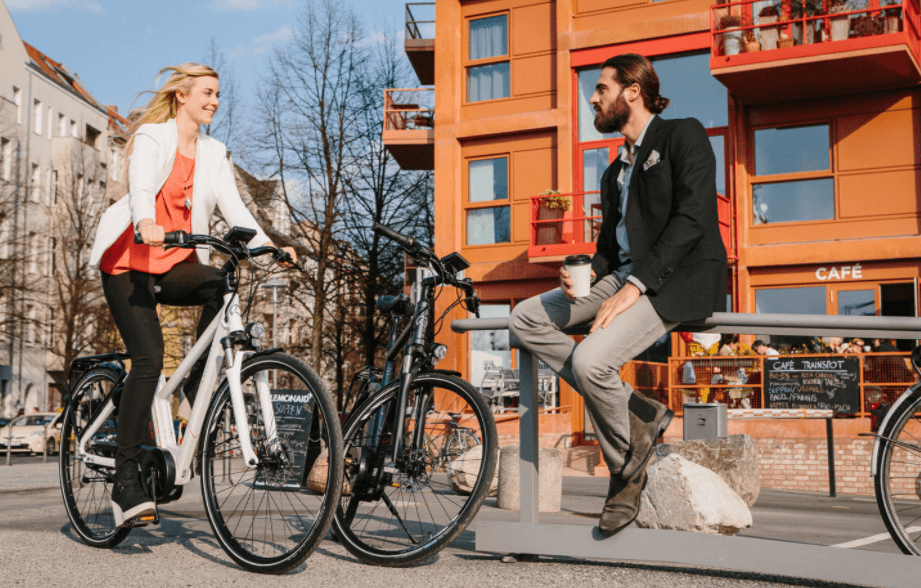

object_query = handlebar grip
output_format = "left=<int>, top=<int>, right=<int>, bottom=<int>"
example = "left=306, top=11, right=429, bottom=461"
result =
left=133, top=231, right=187, bottom=246
left=372, top=222, right=415, bottom=250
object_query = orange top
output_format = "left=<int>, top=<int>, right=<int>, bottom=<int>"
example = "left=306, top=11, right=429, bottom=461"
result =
left=101, top=152, right=196, bottom=275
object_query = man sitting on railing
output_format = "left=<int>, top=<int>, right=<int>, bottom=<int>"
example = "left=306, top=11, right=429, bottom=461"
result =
left=509, top=54, right=727, bottom=537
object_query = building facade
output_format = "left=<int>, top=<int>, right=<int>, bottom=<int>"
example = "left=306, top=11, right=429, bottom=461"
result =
left=385, top=0, right=921, bottom=477
left=0, top=1, right=114, bottom=417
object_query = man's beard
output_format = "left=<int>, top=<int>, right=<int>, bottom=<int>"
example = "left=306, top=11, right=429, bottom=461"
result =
left=594, top=91, right=630, bottom=134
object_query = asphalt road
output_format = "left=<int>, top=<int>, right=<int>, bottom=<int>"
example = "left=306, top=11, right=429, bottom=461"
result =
left=0, top=475, right=908, bottom=588
left=0, top=452, right=56, bottom=465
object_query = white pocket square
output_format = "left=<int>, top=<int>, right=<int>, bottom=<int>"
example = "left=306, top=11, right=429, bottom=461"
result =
left=643, top=150, right=661, bottom=171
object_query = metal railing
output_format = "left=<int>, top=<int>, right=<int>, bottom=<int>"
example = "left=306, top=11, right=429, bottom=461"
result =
left=383, top=88, right=434, bottom=132
left=711, top=0, right=917, bottom=57
left=405, top=2, right=435, bottom=41
left=528, top=191, right=601, bottom=257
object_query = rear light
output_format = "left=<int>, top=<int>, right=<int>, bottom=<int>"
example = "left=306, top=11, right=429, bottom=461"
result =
left=869, top=402, right=889, bottom=433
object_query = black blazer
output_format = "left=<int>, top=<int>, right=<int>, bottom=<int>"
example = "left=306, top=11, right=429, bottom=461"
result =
left=590, top=116, right=727, bottom=323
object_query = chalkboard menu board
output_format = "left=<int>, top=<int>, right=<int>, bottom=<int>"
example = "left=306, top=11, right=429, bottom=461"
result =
left=254, top=389, right=316, bottom=492
left=764, top=357, right=860, bottom=414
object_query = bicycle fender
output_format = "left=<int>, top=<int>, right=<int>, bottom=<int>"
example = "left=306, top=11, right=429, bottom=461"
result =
left=64, top=362, right=128, bottom=407
left=419, top=368, right=462, bottom=378
left=243, top=347, right=283, bottom=362
left=870, top=379, right=921, bottom=476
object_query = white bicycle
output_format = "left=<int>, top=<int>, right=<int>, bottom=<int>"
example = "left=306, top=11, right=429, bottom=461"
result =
left=59, top=227, right=344, bottom=574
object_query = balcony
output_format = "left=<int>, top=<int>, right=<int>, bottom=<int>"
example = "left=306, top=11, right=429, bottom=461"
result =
left=405, top=3, right=434, bottom=85
left=383, top=88, right=434, bottom=170
left=528, top=191, right=733, bottom=263
left=710, top=0, right=921, bottom=104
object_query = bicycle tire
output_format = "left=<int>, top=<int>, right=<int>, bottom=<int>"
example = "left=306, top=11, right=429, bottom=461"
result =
left=332, top=371, right=497, bottom=567
left=200, top=352, right=344, bottom=574
left=875, top=387, right=921, bottom=555
left=59, top=366, right=130, bottom=548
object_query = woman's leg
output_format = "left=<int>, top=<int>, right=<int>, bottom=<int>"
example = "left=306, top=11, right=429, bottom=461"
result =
left=100, top=271, right=163, bottom=480
left=155, top=263, right=226, bottom=400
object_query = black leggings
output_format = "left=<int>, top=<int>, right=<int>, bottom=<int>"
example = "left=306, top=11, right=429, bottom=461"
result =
left=101, top=263, right=225, bottom=478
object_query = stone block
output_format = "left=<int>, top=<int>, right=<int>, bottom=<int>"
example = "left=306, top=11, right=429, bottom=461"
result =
left=651, top=433, right=760, bottom=506
left=448, top=443, right=498, bottom=497
left=637, top=454, right=752, bottom=535
left=497, top=445, right=563, bottom=512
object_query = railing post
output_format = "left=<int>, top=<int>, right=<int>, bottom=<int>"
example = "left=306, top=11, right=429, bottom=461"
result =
left=518, top=348, right=540, bottom=527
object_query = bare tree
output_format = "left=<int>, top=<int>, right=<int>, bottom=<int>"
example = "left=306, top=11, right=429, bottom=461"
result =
left=44, top=141, right=117, bottom=381
left=251, top=0, right=365, bottom=376
left=203, top=37, right=244, bottom=156
left=341, top=30, right=434, bottom=368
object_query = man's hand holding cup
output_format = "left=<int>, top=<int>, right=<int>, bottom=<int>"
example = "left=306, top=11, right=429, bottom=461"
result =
left=561, top=254, right=594, bottom=300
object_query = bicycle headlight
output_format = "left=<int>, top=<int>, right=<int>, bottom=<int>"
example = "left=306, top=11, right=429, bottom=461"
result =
left=431, top=344, right=447, bottom=361
left=245, top=322, right=266, bottom=340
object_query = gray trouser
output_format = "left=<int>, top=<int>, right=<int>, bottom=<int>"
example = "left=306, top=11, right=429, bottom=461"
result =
left=508, top=274, right=676, bottom=474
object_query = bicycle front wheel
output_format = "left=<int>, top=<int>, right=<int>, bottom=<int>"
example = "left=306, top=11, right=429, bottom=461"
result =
left=200, top=352, right=344, bottom=574
left=875, top=387, right=921, bottom=555
left=59, top=367, right=130, bottom=548
left=333, top=371, right=497, bottom=566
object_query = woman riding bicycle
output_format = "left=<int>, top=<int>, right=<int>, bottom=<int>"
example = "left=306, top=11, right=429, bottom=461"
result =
left=87, top=63, right=295, bottom=527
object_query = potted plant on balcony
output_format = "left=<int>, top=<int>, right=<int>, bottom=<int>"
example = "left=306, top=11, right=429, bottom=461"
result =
left=798, top=0, right=825, bottom=44
left=719, top=14, right=744, bottom=56
left=758, top=4, right=781, bottom=50
left=829, top=0, right=852, bottom=41
left=882, top=0, right=902, bottom=34
left=743, top=15, right=761, bottom=52
left=536, top=190, right=571, bottom=245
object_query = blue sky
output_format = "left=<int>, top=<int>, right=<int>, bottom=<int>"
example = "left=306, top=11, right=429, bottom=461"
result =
left=7, top=0, right=416, bottom=115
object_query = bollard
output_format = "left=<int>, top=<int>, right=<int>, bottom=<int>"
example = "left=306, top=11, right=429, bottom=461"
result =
left=5, top=430, right=10, bottom=466
left=42, top=422, right=48, bottom=464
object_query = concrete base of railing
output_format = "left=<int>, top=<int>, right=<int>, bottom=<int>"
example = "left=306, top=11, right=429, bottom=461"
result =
left=452, top=312, right=921, bottom=587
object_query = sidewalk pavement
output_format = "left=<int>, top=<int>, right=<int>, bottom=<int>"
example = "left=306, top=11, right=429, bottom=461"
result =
left=0, top=461, right=58, bottom=492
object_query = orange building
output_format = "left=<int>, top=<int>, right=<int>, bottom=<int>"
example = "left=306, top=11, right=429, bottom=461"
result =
left=388, top=0, right=921, bottom=487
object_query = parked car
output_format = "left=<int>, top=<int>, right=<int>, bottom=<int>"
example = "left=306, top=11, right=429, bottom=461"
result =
left=0, top=418, right=9, bottom=429
left=0, top=412, right=63, bottom=454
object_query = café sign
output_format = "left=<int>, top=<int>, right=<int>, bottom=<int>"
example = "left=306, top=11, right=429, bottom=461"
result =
left=815, top=264, right=863, bottom=281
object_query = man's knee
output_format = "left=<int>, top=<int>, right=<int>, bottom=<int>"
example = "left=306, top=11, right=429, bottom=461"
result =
left=571, top=344, right=620, bottom=394
left=508, top=298, right=538, bottom=340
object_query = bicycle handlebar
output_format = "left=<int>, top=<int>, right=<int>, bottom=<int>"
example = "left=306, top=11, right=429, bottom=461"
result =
left=133, top=231, right=306, bottom=273
left=372, top=223, right=415, bottom=250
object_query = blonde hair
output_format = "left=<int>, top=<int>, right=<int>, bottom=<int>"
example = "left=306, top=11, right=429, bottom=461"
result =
left=124, top=63, right=219, bottom=163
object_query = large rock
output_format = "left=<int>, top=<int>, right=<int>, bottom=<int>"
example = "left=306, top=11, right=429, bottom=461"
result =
left=449, top=444, right=498, bottom=497
left=652, top=433, right=760, bottom=507
left=636, top=454, right=752, bottom=535
left=497, top=445, right=563, bottom=512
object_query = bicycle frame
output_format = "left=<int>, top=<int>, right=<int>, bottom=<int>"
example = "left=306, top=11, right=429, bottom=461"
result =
left=75, top=290, right=280, bottom=486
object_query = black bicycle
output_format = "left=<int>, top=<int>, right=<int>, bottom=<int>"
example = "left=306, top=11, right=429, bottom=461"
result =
left=331, top=223, right=498, bottom=566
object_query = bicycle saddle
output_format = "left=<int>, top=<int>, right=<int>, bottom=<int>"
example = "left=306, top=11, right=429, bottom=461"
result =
left=376, top=294, right=413, bottom=316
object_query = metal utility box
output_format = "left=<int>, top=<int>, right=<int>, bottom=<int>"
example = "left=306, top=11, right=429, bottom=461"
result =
left=683, top=403, right=728, bottom=441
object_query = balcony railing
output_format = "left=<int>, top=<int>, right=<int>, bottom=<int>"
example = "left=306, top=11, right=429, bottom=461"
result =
left=528, top=190, right=733, bottom=262
left=404, top=3, right=434, bottom=85
left=384, top=88, right=434, bottom=131
left=710, top=0, right=921, bottom=102
left=383, top=88, right=434, bottom=170
left=527, top=191, right=602, bottom=261
left=405, top=2, right=434, bottom=40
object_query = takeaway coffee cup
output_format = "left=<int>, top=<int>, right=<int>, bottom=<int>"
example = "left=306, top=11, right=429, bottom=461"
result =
left=564, top=254, right=592, bottom=298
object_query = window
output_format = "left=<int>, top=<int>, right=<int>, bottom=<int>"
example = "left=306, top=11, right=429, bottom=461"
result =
left=0, top=137, right=10, bottom=181
left=50, top=169, right=58, bottom=204
left=752, top=124, right=833, bottom=225
left=466, top=157, right=510, bottom=245
left=13, top=87, right=21, bottom=124
left=58, top=113, right=66, bottom=137
left=70, top=119, right=78, bottom=138
left=466, top=15, right=509, bottom=102
left=25, top=304, right=35, bottom=346
left=27, top=232, right=37, bottom=275
left=30, top=164, right=40, bottom=203
left=755, top=286, right=828, bottom=348
left=33, top=100, right=42, bottom=136
left=469, top=304, right=511, bottom=389
left=85, top=125, right=100, bottom=149
left=46, top=108, right=52, bottom=139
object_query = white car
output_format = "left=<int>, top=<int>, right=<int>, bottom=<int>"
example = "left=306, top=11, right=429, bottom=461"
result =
left=0, top=412, right=63, bottom=454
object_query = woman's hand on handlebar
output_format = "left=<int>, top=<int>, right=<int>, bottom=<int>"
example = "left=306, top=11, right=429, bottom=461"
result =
left=136, top=219, right=165, bottom=248
left=265, top=242, right=297, bottom=269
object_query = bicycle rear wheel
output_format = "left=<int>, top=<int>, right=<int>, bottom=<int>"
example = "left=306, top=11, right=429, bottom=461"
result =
left=59, top=367, right=130, bottom=548
left=200, top=352, right=344, bottom=574
left=333, top=371, right=497, bottom=566
left=875, top=387, right=921, bottom=555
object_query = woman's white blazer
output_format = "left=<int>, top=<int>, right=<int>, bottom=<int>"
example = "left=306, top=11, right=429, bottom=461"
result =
left=88, top=118, right=270, bottom=269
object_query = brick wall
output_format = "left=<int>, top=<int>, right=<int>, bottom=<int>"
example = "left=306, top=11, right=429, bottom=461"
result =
left=754, top=437, right=875, bottom=496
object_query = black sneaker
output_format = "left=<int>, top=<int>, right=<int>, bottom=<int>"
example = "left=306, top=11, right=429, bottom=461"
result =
left=111, top=477, right=156, bottom=528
